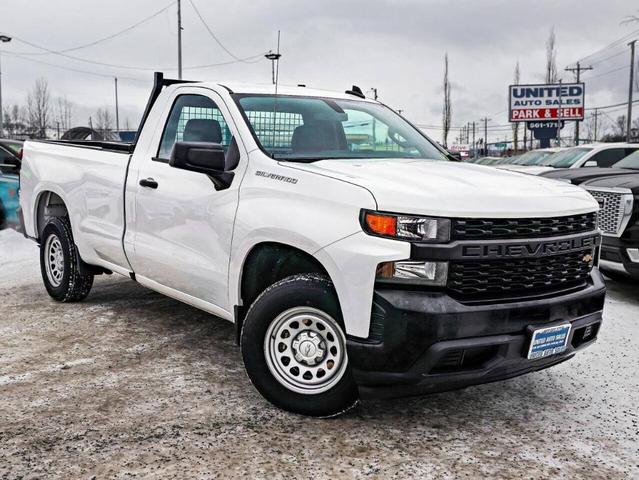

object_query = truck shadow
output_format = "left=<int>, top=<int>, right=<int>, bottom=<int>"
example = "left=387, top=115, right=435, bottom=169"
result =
left=83, top=275, right=588, bottom=426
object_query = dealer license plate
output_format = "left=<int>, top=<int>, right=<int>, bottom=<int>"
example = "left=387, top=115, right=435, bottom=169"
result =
left=527, top=324, right=571, bottom=360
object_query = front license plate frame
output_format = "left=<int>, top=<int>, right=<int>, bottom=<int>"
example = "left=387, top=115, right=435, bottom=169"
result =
left=527, top=323, right=572, bottom=360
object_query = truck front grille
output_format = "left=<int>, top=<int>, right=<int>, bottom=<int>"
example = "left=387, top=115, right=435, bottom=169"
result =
left=585, top=189, right=633, bottom=236
left=448, top=249, right=593, bottom=300
left=452, top=212, right=597, bottom=240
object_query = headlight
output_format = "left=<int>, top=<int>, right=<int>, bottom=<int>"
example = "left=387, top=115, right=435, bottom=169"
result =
left=361, top=210, right=451, bottom=243
left=376, top=260, right=448, bottom=286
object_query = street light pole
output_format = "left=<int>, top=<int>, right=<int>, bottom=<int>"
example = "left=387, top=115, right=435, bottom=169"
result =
left=114, top=77, right=120, bottom=135
left=0, top=35, right=12, bottom=137
left=177, top=0, right=183, bottom=79
left=627, top=40, right=636, bottom=143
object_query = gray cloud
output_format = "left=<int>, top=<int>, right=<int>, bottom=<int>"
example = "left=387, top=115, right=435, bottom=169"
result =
left=0, top=0, right=636, bottom=142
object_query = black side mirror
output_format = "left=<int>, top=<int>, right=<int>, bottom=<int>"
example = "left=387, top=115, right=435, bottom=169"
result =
left=169, top=141, right=234, bottom=190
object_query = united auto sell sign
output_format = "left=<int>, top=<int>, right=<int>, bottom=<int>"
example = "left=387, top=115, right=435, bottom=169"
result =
left=509, top=83, right=584, bottom=122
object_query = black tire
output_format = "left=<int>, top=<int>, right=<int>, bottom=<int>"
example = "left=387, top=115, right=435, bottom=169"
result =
left=240, top=274, right=359, bottom=417
left=39, top=216, right=94, bottom=302
left=0, top=201, right=6, bottom=230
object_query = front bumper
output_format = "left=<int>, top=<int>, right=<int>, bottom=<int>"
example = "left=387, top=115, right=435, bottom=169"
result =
left=347, top=270, right=605, bottom=398
left=599, top=236, right=639, bottom=279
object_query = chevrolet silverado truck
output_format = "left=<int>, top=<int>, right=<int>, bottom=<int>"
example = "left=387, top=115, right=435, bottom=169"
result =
left=583, top=173, right=639, bottom=281
left=19, top=73, right=605, bottom=416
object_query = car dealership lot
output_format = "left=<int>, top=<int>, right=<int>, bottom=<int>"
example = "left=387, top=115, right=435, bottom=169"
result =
left=0, top=229, right=637, bottom=479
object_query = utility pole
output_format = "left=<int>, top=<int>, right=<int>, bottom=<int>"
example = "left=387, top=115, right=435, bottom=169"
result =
left=368, top=88, right=378, bottom=145
left=472, top=121, right=476, bottom=158
left=480, top=117, right=490, bottom=155
left=0, top=35, right=12, bottom=137
left=56, top=122, right=60, bottom=139
left=565, top=62, right=592, bottom=145
left=114, top=77, right=120, bottom=135
left=557, top=79, right=562, bottom=147
left=627, top=40, right=636, bottom=142
left=177, top=0, right=183, bottom=79
left=593, top=109, right=598, bottom=142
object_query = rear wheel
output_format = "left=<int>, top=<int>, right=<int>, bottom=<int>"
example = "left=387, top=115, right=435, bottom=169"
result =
left=240, top=274, right=358, bottom=417
left=0, top=200, right=6, bottom=230
left=39, top=217, right=94, bottom=302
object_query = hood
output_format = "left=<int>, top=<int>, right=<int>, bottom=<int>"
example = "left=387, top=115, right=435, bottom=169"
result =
left=496, top=165, right=555, bottom=176
left=540, top=167, right=638, bottom=185
left=284, top=158, right=598, bottom=218
left=583, top=173, right=639, bottom=193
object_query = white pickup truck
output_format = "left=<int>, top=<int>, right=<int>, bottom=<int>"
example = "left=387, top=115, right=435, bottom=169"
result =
left=19, top=74, right=605, bottom=416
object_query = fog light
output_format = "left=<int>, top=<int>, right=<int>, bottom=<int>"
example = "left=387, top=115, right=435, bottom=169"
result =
left=626, top=248, right=639, bottom=263
left=376, top=260, right=448, bottom=286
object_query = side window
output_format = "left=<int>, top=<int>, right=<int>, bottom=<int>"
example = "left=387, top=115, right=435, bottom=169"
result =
left=589, top=148, right=627, bottom=168
left=157, top=94, right=232, bottom=160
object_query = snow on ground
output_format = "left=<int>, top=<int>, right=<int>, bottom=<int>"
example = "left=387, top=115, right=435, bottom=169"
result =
left=0, top=228, right=637, bottom=479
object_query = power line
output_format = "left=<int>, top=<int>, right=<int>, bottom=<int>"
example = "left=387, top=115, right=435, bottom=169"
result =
left=588, top=49, right=628, bottom=67
left=4, top=36, right=266, bottom=72
left=583, top=64, right=630, bottom=81
left=6, top=52, right=148, bottom=83
left=585, top=98, right=639, bottom=111
left=1, top=2, right=176, bottom=56
left=568, top=28, right=639, bottom=67
left=187, top=0, right=260, bottom=64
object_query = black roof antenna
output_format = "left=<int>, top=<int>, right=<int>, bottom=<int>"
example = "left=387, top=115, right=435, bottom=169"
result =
left=345, top=85, right=366, bottom=99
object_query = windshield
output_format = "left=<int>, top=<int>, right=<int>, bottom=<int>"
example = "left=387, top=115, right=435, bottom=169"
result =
left=612, top=150, right=639, bottom=169
left=543, top=147, right=592, bottom=167
left=512, top=150, right=552, bottom=165
left=234, top=94, right=447, bottom=162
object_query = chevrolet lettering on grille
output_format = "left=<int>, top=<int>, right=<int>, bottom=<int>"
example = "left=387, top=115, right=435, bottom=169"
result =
left=461, top=235, right=598, bottom=259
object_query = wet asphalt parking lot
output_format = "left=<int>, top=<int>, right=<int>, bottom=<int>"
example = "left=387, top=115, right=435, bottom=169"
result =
left=0, top=229, right=637, bottom=479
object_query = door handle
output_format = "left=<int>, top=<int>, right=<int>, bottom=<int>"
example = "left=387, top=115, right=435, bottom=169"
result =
left=139, top=178, right=158, bottom=189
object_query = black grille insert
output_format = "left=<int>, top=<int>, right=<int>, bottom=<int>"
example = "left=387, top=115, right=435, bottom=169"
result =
left=452, top=213, right=597, bottom=240
left=448, top=249, right=593, bottom=300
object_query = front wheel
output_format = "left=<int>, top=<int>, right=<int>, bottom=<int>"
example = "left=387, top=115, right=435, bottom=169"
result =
left=39, top=217, right=94, bottom=302
left=240, top=274, right=358, bottom=417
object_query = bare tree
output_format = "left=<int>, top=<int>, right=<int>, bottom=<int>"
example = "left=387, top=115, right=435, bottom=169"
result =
left=95, top=108, right=114, bottom=139
left=545, top=27, right=558, bottom=84
left=614, top=115, right=627, bottom=137
left=442, top=52, right=452, bottom=148
left=584, top=112, right=597, bottom=142
left=2, top=104, right=27, bottom=137
left=26, top=78, right=51, bottom=139
left=54, top=97, right=74, bottom=134
left=512, top=61, right=521, bottom=153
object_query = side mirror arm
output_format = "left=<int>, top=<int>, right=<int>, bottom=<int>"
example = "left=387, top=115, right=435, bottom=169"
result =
left=207, top=171, right=234, bottom=191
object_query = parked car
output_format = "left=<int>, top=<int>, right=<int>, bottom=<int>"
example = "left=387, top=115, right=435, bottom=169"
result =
left=583, top=173, right=639, bottom=281
left=506, top=143, right=639, bottom=176
left=0, top=139, right=24, bottom=157
left=19, top=73, right=605, bottom=416
left=496, top=148, right=561, bottom=172
left=539, top=149, right=639, bottom=185
left=0, top=141, right=22, bottom=229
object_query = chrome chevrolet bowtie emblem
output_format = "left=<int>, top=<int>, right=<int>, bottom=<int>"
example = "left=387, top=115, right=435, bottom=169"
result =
left=583, top=254, right=593, bottom=263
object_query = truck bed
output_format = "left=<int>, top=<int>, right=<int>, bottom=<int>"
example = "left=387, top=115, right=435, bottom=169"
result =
left=20, top=139, right=133, bottom=275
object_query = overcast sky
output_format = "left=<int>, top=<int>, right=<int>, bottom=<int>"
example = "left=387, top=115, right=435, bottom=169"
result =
left=1, top=0, right=637, bottom=143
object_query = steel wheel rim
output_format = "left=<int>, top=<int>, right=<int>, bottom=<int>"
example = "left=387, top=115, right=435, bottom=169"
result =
left=44, top=234, right=64, bottom=287
left=264, top=306, right=348, bottom=395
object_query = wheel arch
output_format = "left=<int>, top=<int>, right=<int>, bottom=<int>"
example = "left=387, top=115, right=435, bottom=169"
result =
left=34, top=189, right=68, bottom=241
left=233, top=241, right=337, bottom=344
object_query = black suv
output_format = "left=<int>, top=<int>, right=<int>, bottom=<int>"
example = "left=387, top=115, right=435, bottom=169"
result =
left=583, top=173, right=639, bottom=280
